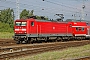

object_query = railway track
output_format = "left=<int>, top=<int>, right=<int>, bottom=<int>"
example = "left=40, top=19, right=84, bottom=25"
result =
left=0, top=40, right=90, bottom=60
left=0, top=39, right=16, bottom=46
left=75, top=56, right=90, bottom=60
left=66, top=56, right=90, bottom=60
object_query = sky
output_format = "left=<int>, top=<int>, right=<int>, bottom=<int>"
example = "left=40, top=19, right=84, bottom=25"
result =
left=0, top=0, right=90, bottom=20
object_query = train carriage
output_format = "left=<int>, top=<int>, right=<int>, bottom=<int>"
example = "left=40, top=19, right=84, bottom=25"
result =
left=13, top=18, right=89, bottom=44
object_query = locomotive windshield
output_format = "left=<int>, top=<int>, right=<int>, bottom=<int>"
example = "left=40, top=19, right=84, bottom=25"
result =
left=16, top=22, right=26, bottom=26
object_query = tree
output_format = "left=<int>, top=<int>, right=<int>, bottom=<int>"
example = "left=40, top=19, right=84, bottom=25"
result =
left=20, top=9, right=29, bottom=19
left=6, top=8, right=14, bottom=28
left=20, top=9, right=34, bottom=19
left=20, top=9, right=48, bottom=20
left=36, top=16, right=48, bottom=20
left=0, top=10, right=1, bottom=21
left=0, top=8, right=14, bottom=24
left=0, top=8, right=14, bottom=32
left=29, top=10, right=34, bottom=16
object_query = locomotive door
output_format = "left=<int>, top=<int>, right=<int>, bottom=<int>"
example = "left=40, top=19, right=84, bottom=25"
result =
left=30, top=21, right=37, bottom=34
left=30, top=21, right=35, bottom=33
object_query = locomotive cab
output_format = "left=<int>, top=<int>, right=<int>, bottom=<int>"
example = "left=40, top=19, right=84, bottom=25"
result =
left=14, top=19, right=28, bottom=44
left=13, top=18, right=37, bottom=44
left=71, top=22, right=87, bottom=36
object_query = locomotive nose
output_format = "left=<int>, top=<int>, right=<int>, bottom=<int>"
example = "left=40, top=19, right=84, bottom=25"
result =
left=14, top=21, right=27, bottom=34
left=15, top=28, right=27, bottom=34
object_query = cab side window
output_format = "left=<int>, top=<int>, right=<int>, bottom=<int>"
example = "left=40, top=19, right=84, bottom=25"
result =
left=76, top=27, right=81, bottom=31
left=31, top=21, right=34, bottom=26
left=82, top=27, right=84, bottom=31
left=76, top=27, right=84, bottom=31
left=76, top=27, right=78, bottom=31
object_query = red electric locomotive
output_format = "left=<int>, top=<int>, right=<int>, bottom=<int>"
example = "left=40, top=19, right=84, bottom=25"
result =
left=13, top=18, right=90, bottom=44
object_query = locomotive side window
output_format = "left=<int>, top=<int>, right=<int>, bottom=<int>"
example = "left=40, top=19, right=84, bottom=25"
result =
left=82, top=27, right=84, bottom=31
left=31, top=21, right=34, bottom=26
left=76, top=27, right=78, bottom=31
left=76, top=27, right=84, bottom=31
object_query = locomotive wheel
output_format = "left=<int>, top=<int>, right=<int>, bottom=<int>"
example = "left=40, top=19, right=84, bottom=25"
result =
left=27, top=40, right=30, bottom=44
left=45, top=37, right=49, bottom=43
left=56, top=37, right=63, bottom=42
left=16, top=40, right=21, bottom=44
left=25, top=39, right=32, bottom=44
left=27, top=40, right=33, bottom=44
left=55, top=37, right=59, bottom=42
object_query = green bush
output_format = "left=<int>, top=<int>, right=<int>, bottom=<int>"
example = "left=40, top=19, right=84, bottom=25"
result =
left=0, top=22, right=13, bottom=32
left=0, top=32, right=13, bottom=39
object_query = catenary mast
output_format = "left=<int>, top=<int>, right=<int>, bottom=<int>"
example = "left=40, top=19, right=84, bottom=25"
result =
left=81, top=0, right=85, bottom=20
left=16, top=0, right=19, bottom=19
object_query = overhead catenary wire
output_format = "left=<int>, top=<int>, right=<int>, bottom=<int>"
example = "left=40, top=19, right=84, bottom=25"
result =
left=0, top=0, right=89, bottom=20
left=44, top=0, right=90, bottom=13
left=42, top=0, right=89, bottom=19
left=0, top=0, right=78, bottom=15
left=0, top=0, right=79, bottom=13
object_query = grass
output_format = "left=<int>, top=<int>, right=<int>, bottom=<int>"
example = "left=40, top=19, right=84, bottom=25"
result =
left=0, top=32, right=89, bottom=60
left=15, top=44, right=90, bottom=60
left=0, top=32, right=14, bottom=39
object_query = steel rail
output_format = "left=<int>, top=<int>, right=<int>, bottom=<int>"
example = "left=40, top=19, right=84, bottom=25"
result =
left=0, top=40, right=90, bottom=60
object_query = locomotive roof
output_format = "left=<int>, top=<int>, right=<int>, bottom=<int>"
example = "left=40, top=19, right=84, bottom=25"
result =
left=15, top=18, right=90, bottom=23
left=34, top=19, right=69, bottom=23
left=35, top=19, right=89, bottom=23
left=66, top=19, right=90, bottom=22
left=35, top=19, right=90, bottom=22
